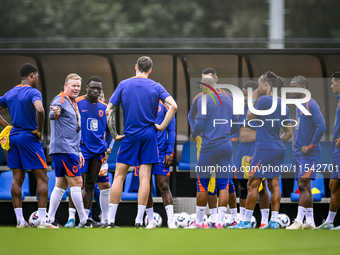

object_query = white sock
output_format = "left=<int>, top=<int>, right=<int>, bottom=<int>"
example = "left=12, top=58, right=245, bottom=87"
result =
left=239, top=207, right=245, bottom=221
left=165, top=205, right=174, bottom=223
left=108, top=203, right=118, bottom=224
left=209, top=208, right=217, bottom=223
left=70, top=186, right=88, bottom=225
left=296, top=206, right=306, bottom=224
left=244, top=209, right=253, bottom=222
left=326, top=211, right=336, bottom=224
left=84, top=209, right=90, bottom=217
left=271, top=211, right=278, bottom=222
left=306, top=208, right=314, bottom=223
left=230, top=208, right=237, bottom=222
left=146, top=207, right=154, bottom=224
left=14, top=208, right=25, bottom=224
left=99, top=188, right=110, bottom=223
left=38, top=208, right=47, bottom=225
left=135, top=205, right=146, bottom=225
left=68, top=208, right=76, bottom=221
left=196, top=206, right=206, bottom=225
left=260, top=208, right=269, bottom=225
left=48, top=187, right=65, bottom=223
left=217, top=207, right=227, bottom=224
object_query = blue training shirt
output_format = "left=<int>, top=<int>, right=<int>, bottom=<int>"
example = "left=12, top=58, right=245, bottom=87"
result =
left=333, top=96, right=340, bottom=156
left=157, top=101, right=176, bottom=156
left=194, top=92, right=239, bottom=149
left=109, top=77, right=170, bottom=135
left=76, top=96, right=112, bottom=156
left=293, top=98, right=326, bottom=157
left=0, top=85, right=42, bottom=135
left=253, top=96, right=291, bottom=150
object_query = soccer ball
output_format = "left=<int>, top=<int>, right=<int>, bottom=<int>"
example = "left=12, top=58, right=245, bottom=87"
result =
left=176, top=212, right=190, bottom=228
left=277, top=213, right=290, bottom=228
left=251, top=216, right=257, bottom=228
left=29, top=210, right=49, bottom=227
left=222, top=214, right=232, bottom=228
left=188, top=213, right=208, bottom=226
left=144, top=212, right=162, bottom=227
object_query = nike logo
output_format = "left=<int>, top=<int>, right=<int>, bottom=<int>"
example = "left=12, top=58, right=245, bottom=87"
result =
left=82, top=110, right=88, bottom=112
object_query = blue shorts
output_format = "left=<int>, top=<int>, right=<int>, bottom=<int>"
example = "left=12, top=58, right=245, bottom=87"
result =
left=81, top=152, right=109, bottom=183
left=235, top=141, right=255, bottom=179
left=52, top=153, right=81, bottom=177
left=294, top=154, right=320, bottom=180
left=331, top=155, right=340, bottom=179
left=117, top=125, right=158, bottom=166
left=8, top=132, right=47, bottom=170
left=207, top=178, right=236, bottom=195
left=196, top=141, right=234, bottom=191
left=249, top=148, right=285, bottom=179
left=134, top=152, right=170, bottom=176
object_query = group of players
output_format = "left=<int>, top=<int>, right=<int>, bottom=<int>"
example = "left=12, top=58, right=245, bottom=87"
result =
left=2, top=57, right=340, bottom=230
left=187, top=68, right=340, bottom=230
left=0, top=57, right=178, bottom=228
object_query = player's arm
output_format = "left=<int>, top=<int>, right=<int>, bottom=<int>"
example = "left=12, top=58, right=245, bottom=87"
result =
left=106, top=102, right=125, bottom=141
left=192, top=118, right=206, bottom=139
left=280, top=107, right=293, bottom=144
left=302, top=103, right=326, bottom=154
left=188, top=99, right=198, bottom=133
left=32, top=100, right=45, bottom=141
left=0, top=106, right=10, bottom=128
left=164, top=116, right=176, bottom=168
left=155, top=96, right=178, bottom=132
left=231, top=114, right=240, bottom=135
left=246, top=89, right=261, bottom=122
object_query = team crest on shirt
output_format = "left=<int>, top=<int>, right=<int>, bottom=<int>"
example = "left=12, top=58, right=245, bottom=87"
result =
left=99, top=110, right=104, bottom=117
left=87, top=118, right=98, bottom=131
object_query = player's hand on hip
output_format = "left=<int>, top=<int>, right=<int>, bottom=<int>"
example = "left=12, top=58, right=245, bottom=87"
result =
left=114, top=134, right=125, bottom=141
left=335, top=139, right=340, bottom=148
left=79, top=152, right=84, bottom=168
left=163, top=155, right=173, bottom=168
left=301, top=146, right=309, bottom=155
left=50, top=106, right=61, bottom=116
left=31, top=129, right=42, bottom=141
left=154, top=123, right=165, bottom=132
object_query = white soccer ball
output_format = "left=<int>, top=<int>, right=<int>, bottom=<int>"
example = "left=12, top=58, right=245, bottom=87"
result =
left=277, top=213, right=290, bottom=228
left=176, top=212, right=190, bottom=228
left=29, top=210, right=49, bottom=227
left=144, top=212, right=162, bottom=227
left=251, top=216, right=257, bottom=228
left=188, top=213, right=208, bottom=226
left=222, top=214, right=232, bottom=228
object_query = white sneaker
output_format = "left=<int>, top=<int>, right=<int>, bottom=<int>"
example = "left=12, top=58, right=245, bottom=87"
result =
left=286, top=221, right=303, bottom=230
left=16, top=221, right=30, bottom=228
left=37, top=222, right=59, bottom=229
left=145, top=222, right=156, bottom=229
left=302, top=222, right=316, bottom=229
left=168, top=221, right=177, bottom=229
left=315, top=221, right=334, bottom=229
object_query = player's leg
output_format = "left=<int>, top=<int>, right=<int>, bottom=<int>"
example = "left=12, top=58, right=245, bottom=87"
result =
left=31, top=168, right=49, bottom=226
left=266, top=177, right=280, bottom=228
left=316, top=179, right=340, bottom=229
left=258, top=179, right=270, bottom=228
left=228, top=180, right=238, bottom=224
left=108, top=162, right=130, bottom=226
left=98, top=181, right=110, bottom=224
left=83, top=158, right=101, bottom=211
left=48, top=176, right=68, bottom=227
left=208, top=193, right=218, bottom=225
left=215, top=178, right=230, bottom=229
left=136, top=163, right=152, bottom=226
left=12, top=168, right=27, bottom=227
left=298, top=178, right=315, bottom=228
left=238, top=179, right=248, bottom=222
left=145, top=176, right=155, bottom=228
left=156, top=174, right=176, bottom=228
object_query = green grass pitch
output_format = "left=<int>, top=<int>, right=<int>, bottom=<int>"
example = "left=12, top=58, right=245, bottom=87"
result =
left=1, top=227, right=339, bottom=255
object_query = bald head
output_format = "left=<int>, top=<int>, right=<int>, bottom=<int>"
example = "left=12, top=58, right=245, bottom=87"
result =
left=201, top=75, right=216, bottom=88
